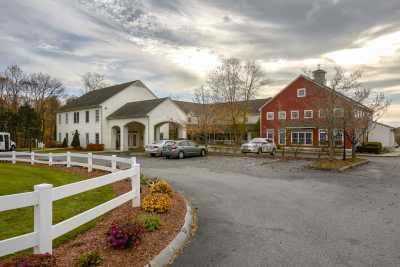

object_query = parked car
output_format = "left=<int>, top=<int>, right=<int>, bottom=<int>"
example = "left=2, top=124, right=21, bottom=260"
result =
left=145, top=140, right=174, bottom=157
left=0, top=132, right=16, bottom=151
left=163, top=140, right=207, bottom=159
left=241, top=138, right=277, bottom=155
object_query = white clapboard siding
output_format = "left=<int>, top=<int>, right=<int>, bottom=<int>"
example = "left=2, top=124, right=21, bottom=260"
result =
left=0, top=232, right=38, bottom=257
left=0, top=191, right=38, bottom=212
left=52, top=191, right=133, bottom=239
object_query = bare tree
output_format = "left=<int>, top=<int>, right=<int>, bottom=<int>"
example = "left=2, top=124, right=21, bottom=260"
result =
left=3, top=65, right=26, bottom=112
left=192, top=85, right=215, bottom=147
left=81, top=72, right=108, bottom=93
left=207, top=58, right=268, bottom=144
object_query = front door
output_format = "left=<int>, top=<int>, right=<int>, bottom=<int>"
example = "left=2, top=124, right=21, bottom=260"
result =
left=128, top=132, right=138, bottom=148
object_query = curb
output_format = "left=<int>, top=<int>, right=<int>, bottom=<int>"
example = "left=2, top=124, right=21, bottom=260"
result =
left=338, top=159, right=369, bottom=172
left=144, top=197, right=193, bottom=267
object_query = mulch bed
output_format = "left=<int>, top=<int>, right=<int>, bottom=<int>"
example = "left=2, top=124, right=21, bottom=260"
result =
left=1, top=164, right=187, bottom=267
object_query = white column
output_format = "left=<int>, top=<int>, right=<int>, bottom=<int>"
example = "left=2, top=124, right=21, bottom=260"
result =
left=179, top=125, right=187, bottom=139
left=120, top=125, right=125, bottom=152
left=33, top=183, right=53, bottom=254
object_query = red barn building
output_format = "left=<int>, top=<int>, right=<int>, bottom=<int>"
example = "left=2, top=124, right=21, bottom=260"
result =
left=259, top=70, right=371, bottom=149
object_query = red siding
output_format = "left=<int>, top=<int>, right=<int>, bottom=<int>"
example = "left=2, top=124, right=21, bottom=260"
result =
left=260, top=76, right=353, bottom=148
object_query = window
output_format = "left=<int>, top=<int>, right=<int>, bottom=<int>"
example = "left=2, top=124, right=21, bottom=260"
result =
left=291, top=129, right=313, bottom=145
left=291, top=110, right=299, bottom=120
left=278, top=111, right=286, bottom=120
left=65, top=133, right=69, bottom=145
left=279, top=129, right=286, bottom=145
left=58, top=114, right=61, bottom=124
left=65, top=113, right=69, bottom=124
left=297, top=88, right=306, bottom=97
left=58, top=133, right=61, bottom=142
left=334, top=129, right=344, bottom=146
left=319, top=129, right=328, bottom=145
left=73, top=112, right=79, bottom=123
left=95, top=109, right=100, bottom=122
left=266, top=112, right=274, bottom=120
left=304, top=110, right=313, bottom=119
left=85, top=111, right=90, bottom=123
left=85, top=133, right=89, bottom=145
left=0, top=135, right=3, bottom=142
left=266, top=129, right=274, bottom=141
left=95, top=133, right=100, bottom=144
left=334, top=108, right=344, bottom=118
left=319, top=109, right=326, bottom=118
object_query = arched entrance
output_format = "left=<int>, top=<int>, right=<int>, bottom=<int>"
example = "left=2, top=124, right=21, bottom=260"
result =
left=124, top=121, right=146, bottom=151
left=154, top=121, right=186, bottom=142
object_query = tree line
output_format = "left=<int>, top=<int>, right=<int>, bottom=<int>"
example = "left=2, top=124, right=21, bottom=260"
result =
left=0, top=65, right=64, bottom=147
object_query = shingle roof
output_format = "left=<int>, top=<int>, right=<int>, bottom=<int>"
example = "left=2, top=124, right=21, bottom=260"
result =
left=107, top=98, right=167, bottom=120
left=58, top=81, right=138, bottom=112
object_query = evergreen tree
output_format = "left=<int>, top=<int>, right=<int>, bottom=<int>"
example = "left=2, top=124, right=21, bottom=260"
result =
left=17, top=103, right=41, bottom=149
left=71, top=130, right=81, bottom=148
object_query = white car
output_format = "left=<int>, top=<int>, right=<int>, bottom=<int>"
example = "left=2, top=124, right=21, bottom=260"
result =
left=0, top=132, right=16, bottom=151
left=145, top=140, right=174, bottom=157
left=241, top=138, right=277, bottom=155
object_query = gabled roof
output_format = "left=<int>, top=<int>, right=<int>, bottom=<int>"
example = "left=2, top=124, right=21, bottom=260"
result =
left=59, top=81, right=139, bottom=112
left=107, top=98, right=168, bottom=120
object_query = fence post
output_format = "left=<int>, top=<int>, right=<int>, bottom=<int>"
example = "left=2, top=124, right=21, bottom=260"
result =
left=48, top=153, right=53, bottom=166
left=131, top=159, right=140, bottom=207
left=66, top=152, right=71, bottom=168
left=33, top=184, right=53, bottom=254
left=130, top=157, right=136, bottom=169
left=31, top=151, right=35, bottom=165
left=88, top=153, right=93, bottom=172
left=111, top=155, right=117, bottom=172
left=12, top=150, right=16, bottom=164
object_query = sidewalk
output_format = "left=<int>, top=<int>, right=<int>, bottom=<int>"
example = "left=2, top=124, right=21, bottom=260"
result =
left=358, top=148, right=400, bottom=157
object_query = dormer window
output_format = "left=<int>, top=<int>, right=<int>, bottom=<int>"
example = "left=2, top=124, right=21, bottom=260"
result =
left=297, top=88, right=306, bottom=97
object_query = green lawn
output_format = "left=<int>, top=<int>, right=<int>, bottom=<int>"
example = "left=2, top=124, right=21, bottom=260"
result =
left=0, top=163, right=114, bottom=249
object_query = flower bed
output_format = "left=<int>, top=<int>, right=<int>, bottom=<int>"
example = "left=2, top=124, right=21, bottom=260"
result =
left=0, top=167, right=187, bottom=267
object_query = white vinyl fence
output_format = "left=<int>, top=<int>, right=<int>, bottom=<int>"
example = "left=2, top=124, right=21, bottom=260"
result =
left=0, top=151, right=140, bottom=257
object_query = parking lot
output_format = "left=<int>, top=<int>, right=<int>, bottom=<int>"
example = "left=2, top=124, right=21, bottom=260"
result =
left=136, top=154, right=400, bottom=267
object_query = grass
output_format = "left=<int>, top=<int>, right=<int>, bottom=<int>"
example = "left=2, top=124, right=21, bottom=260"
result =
left=16, top=148, right=86, bottom=154
left=0, top=163, right=114, bottom=251
left=310, top=158, right=364, bottom=170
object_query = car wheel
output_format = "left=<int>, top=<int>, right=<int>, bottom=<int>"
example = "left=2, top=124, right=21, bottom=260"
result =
left=165, top=155, right=170, bottom=159
left=10, top=145, right=15, bottom=151
left=150, top=153, right=155, bottom=157
left=178, top=151, right=184, bottom=159
left=200, top=149, right=206, bottom=157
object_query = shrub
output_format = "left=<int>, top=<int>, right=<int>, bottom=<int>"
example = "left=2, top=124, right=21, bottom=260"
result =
left=140, top=173, right=150, bottom=186
left=356, top=142, right=382, bottom=154
left=62, top=137, right=68, bottom=148
left=71, top=130, right=81, bottom=148
left=142, top=193, right=171, bottom=213
left=150, top=180, right=173, bottom=196
left=106, top=223, right=144, bottom=249
left=77, top=251, right=103, bottom=267
left=137, top=214, right=161, bottom=231
left=86, top=144, right=104, bottom=151
left=1, top=253, right=56, bottom=267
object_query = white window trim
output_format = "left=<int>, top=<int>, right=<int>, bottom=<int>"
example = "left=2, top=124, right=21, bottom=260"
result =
left=304, top=110, right=313, bottom=119
left=95, top=109, right=100, bottom=123
left=291, top=110, right=299, bottom=120
left=279, top=129, right=286, bottom=145
left=333, top=128, right=344, bottom=145
left=266, top=112, right=274, bottom=120
left=266, top=129, right=274, bottom=141
left=297, top=88, right=306, bottom=97
left=291, top=130, right=313, bottom=146
left=319, top=109, right=326, bottom=118
left=334, top=107, right=344, bottom=118
left=278, top=111, right=286, bottom=120
left=318, top=129, right=328, bottom=145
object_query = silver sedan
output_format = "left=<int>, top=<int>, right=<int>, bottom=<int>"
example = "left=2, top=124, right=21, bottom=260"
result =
left=145, top=140, right=174, bottom=157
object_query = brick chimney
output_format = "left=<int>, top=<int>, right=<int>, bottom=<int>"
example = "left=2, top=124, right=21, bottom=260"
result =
left=312, top=67, right=327, bottom=85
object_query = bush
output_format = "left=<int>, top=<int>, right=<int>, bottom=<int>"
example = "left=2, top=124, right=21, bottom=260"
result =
left=142, top=193, right=171, bottom=213
left=356, top=142, right=383, bottom=154
left=140, top=173, right=150, bottom=186
left=137, top=214, right=161, bottom=231
left=150, top=180, right=173, bottom=196
left=77, top=251, right=103, bottom=267
left=46, top=141, right=64, bottom=148
left=86, top=144, right=104, bottom=151
left=62, top=137, right=68, bottom=148
left=71, top=130, right=81, bottom=148
left=106, top=223, right=144, bottom=249
left=1, top=253, right=56, bottom=267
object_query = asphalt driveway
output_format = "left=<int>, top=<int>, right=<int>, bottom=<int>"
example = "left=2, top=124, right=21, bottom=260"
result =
left=135, top=155, right=400, bottom=267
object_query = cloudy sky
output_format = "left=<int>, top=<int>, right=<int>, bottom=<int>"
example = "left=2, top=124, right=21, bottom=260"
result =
left=0, top=0, right=400, bottom=126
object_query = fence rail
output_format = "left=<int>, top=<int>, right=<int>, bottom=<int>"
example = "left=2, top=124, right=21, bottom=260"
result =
left=0, top=151, right=140, bottom=257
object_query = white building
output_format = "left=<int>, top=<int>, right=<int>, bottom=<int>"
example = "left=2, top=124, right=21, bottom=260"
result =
left=368, top=122, right=396, bottom=148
